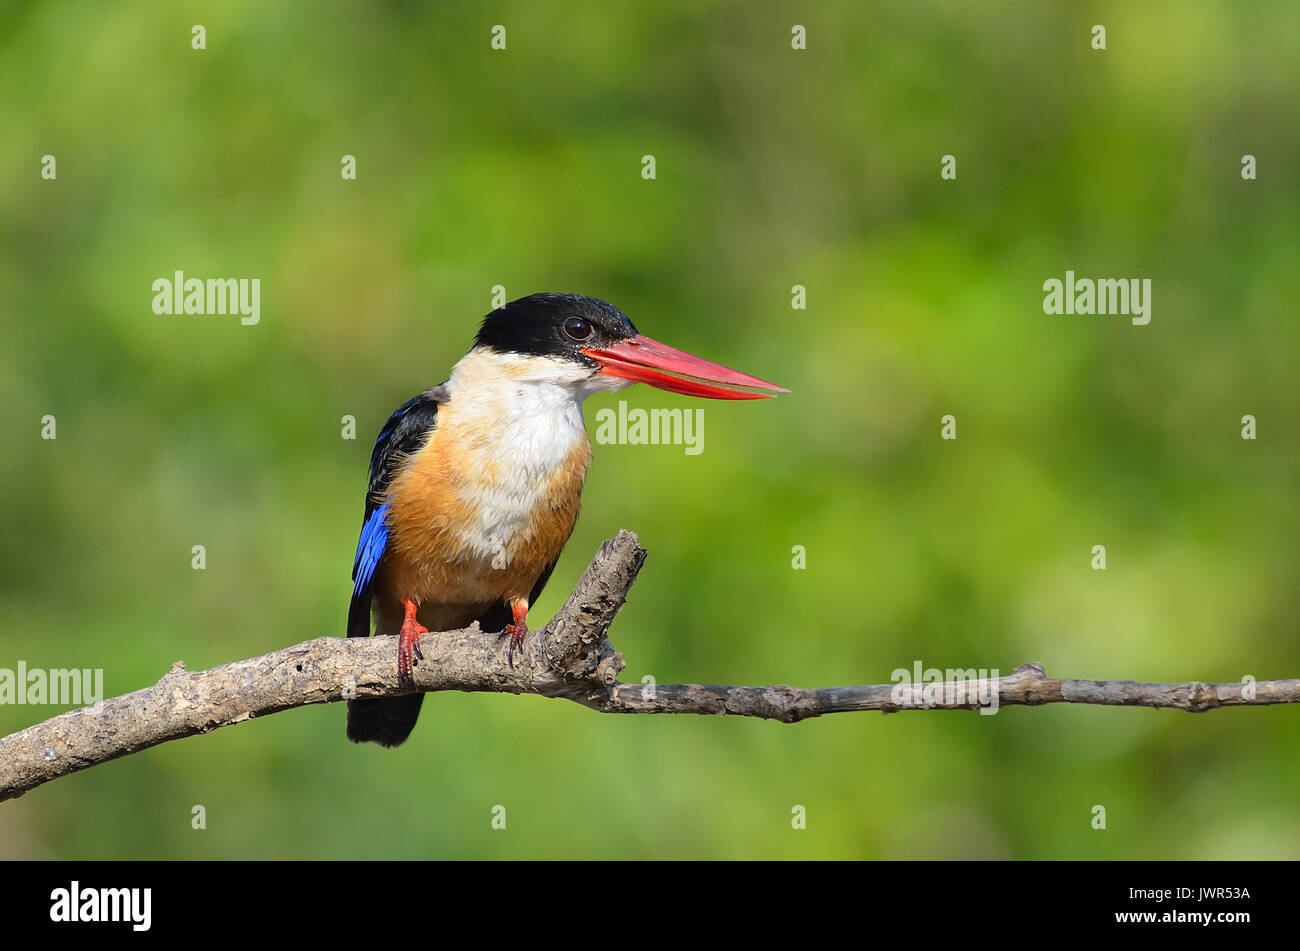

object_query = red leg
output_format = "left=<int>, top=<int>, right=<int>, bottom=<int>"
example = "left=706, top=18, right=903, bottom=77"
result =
left=397, top=599, right=428, bottom=685
left=503, top=598, right=528, bottom=668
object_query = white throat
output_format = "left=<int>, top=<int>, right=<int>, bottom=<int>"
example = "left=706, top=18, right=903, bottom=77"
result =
left=445, top=348, right=629, bottom=463
left=436, top=348, right=631, bottom=564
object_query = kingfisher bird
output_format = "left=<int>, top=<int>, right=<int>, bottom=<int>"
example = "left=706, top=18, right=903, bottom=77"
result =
left=345, top=293, right=787, bottom=746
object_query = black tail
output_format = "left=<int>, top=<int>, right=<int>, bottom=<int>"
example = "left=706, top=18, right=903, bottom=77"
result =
left=345, top=573, right=425, bottom=747
left=346, top=694, right=424, bottom=747
left=344, top=596, right=519, bottom=747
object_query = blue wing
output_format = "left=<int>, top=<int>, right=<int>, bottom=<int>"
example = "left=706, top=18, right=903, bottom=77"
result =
left=346, top=386, right=447, bottom=637
left=351, top=504, right=390, bottom=598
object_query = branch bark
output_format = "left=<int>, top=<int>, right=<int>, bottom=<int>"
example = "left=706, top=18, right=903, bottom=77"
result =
left=2, top=529, right=1296, bottom=802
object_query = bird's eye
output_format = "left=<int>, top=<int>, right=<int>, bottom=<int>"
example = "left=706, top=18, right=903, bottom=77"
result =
left=563, top=317, right=593, bottom=341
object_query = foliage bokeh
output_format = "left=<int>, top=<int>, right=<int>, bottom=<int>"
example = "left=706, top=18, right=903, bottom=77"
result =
left=1, top=1, right=1297, bottom=858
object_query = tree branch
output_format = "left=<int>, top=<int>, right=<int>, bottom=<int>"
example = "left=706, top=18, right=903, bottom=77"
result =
left=2, top=529, right=1296, bottom=802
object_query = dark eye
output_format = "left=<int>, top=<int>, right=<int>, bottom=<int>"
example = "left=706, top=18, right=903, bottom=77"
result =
left=562, top=317, right=593, bottom=341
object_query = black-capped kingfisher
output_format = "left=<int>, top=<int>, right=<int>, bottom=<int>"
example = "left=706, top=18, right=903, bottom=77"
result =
left=346, top=293, right=787, bottom=746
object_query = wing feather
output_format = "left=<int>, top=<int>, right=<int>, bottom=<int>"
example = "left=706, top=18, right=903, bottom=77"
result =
left=346, top=386, right=447, bottom=637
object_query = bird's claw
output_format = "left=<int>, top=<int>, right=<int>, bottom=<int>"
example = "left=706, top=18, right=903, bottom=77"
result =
left=503, top=622, right=527, bottom=669
left=397, top=620, right=427, bottom=686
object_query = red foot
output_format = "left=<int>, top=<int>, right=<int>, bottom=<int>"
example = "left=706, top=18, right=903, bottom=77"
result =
left=398, top=599, right=428, bottom=685
left=504, top=600, right=529, bottom=668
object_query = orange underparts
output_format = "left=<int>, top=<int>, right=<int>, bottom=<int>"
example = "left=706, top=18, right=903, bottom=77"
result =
left=397, top=599, right=428, bottom=685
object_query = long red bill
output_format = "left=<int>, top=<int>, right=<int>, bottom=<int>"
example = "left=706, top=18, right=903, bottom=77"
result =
left=582, top=334, right=789, bottom=400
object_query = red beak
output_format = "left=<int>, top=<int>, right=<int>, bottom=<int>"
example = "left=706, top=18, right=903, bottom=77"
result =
left=582, top=334, right=789, bottom=400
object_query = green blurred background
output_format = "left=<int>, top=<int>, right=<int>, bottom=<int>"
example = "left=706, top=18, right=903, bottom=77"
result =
left=1, top=1, right=1297, bottom=859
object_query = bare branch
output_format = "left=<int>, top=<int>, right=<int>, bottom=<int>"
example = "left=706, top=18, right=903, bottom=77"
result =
left=590, top=664, right=1300, bottom=721
left=1, top=529, right=1295, bottom=802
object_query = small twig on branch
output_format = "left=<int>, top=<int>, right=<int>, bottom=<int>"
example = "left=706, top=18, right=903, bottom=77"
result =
left=1, top=529, right=1296, bottom=802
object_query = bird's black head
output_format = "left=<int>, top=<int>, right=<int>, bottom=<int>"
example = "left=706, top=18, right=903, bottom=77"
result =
left=470, top=291, right=789, bottom=400
left=474, top=293, right=638, bottom=366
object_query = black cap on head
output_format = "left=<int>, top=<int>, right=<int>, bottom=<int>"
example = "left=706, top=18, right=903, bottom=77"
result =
left=474, top=293, right=638, bottom=363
